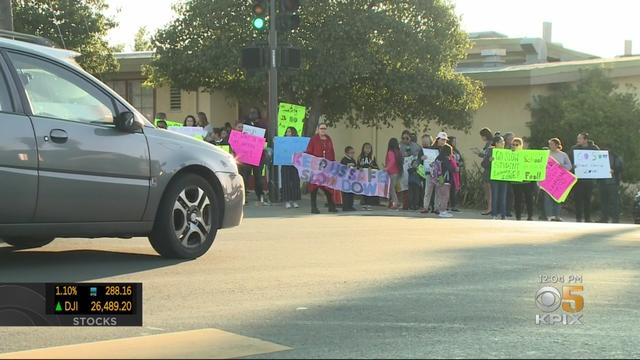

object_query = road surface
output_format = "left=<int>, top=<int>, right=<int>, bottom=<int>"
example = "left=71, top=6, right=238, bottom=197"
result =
left=1, top=204, right=639, bottom=358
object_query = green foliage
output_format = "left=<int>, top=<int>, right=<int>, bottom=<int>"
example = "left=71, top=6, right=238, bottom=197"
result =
left=527, top=68, right=640, bottom=181
left=459, top=164, right=487, bottom=209
left=13, top=0, right=118, bottom=76
left=134, top=26, right=153, bottom=51
left=148, top=0, right=483, bottom=135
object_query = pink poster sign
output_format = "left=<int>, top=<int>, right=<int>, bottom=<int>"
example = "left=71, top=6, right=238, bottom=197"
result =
left=538, top=156, right=577, bottom=203
left=229, top=130, right=265, bottom=166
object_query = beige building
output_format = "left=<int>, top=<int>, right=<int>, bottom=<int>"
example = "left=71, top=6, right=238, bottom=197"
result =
left=103, top=23, right=640, bottom=166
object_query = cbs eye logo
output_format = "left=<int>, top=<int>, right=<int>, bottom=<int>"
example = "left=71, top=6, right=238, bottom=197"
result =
left=535, top=286, right=584, bottom=325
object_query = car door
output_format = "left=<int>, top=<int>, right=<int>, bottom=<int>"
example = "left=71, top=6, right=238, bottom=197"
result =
left=6, top=51, right=150, bottom=223
left=0, top=52, right=38, bottom=224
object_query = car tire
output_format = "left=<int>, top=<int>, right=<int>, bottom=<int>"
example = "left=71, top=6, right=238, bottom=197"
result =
left=149, top=173, right=219, bottom=259
left=2, top=237, right=55, bottom=249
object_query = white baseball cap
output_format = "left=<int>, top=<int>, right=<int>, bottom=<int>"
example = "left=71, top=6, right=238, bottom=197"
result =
left=436, top=131, right=449, bottom=140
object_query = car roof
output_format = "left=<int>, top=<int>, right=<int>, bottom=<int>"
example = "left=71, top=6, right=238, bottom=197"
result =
left=0, top=37, right=81, bottom=68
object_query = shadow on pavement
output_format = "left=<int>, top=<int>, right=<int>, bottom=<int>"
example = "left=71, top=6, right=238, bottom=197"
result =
left=234, top=227, right=640, bottom=359
left=0, top=248, right=185, bottom=282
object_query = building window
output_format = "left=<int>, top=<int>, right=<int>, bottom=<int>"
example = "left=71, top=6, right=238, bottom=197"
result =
left=105, top=79, right=155, bottom=121
left=170, top=87, right=181, bottom=111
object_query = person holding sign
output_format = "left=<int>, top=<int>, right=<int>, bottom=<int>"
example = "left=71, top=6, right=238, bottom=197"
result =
left=598, top=145, right=624, bottom=223
left=544, top=138, right=573, bottom=221
left=482, top=135, right=508, bottom=220
left=569, top=132, right=600, bottom=222
left=357, top=143, right=379, bottom=210
left=183, top=115, right=197, bottom=127
left=281, top=127, right=302, bottom=209
left=306, top=123, right=337, bottom=214
left=510, top=138, right=534, bottom=221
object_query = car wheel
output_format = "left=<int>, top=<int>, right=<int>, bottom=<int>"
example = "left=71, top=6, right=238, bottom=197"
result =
left=149, top=173, right=219, bottom=259
left=2, top=237, right=55, bottom=249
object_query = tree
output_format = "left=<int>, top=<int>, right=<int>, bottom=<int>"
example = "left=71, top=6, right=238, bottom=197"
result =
left=528, top=68, right=640, bottom=181
left=13, top=0, right=118, bottom=76
left=111, top=43, right=125, bottom=53
left=147, top=0, right=483, bottom=136
left=0, top=0, right=14, bottom=31
left=134, top=26, right=153, bottom=51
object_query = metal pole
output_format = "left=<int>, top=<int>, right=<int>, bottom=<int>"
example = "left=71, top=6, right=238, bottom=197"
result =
left=0, top=0, right=14, bottom=31
left=268, top=0, right=279, bottom=202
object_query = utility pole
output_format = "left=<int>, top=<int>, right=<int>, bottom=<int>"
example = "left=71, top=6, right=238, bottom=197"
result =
left=267, top=0, right=278, bottom=144
left=0, top=0, right=14, bottom=31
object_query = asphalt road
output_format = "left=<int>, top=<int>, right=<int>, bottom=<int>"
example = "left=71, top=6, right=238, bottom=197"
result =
left=1, top=203, right=640, bottom=358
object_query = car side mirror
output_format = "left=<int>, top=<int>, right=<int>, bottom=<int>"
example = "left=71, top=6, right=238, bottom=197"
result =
left=114, top=111, right=142, bottom=132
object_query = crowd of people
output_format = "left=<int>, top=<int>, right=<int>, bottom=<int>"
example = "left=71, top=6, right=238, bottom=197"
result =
left=154, top=109, right=625, bottom=223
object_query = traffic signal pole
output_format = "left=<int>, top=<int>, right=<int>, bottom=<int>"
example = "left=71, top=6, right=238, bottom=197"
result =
left=268, top=0, right=278, bottom=143
left=268, top=0, right=279, bottom=202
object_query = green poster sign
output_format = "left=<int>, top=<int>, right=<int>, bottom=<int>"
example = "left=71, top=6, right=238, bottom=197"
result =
left=520, top=150, right=550, bottom=181
left=217, top=145, right=231, bottom=154
left=490, top=149, right=549, bottom=181
left=277, top=103, right=306, bottom=137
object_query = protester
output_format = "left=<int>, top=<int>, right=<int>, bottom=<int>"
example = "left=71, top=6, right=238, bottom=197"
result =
left=357, top=142, right=379, bottom=210
left=431, top=142, right=454, bottom=218
left=448, top=136, right=464, bottom=212
left=183, top=115, right=197, bottom=127
left=598, top=145, right=623, bottom=223
left=569, top=132, right=600, bottom=222
left=475, top=127, right=494, bottom=215
left=281, top=126, right=302, bottom=209
left=233, top=122, right=267, bottom=205
left=420, top=134, right=437, bottom=213
left=482, top=135, right=508, bottom=220
left=400, top=130, right=422, bottom=210
left=221, top=128, right=230, bottom=143
left=340, top=146, right=358, bottom=211
left=156, top=120, right=168, bottom=129
left=510, top=137, right=534, bottom=221
left=502, top=132, right=515, bottom=217
left=241, top=109, right=269, bottom=205
left=384, top=138, right=403, bottom=210
left=197, top=112, right=209, bottom=127
left=306, top=123, right=337, bottom=214
left=544, top=138, right=572, bottom=221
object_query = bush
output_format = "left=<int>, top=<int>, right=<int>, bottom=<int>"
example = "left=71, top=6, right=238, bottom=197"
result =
left=460, top=164, right=487, bottom=209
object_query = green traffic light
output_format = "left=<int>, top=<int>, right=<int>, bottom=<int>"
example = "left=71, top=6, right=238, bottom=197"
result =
left=252, top=17, right=266, bottom=30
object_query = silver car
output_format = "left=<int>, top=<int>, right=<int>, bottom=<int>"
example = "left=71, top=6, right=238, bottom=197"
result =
left=0, top=32, right=244, bottom=259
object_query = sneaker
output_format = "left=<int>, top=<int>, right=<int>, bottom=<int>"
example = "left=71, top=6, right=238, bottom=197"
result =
left=439, top=211, right=453, bottom=218
left=311, top=208, right=320, bottom=214
left=451, top=208, right=461, bottom=212
left=285, top=202, right=292, bottom=209
left=555, top=217, right=563, bottom=222
left=293, top=202, right=300, bottom=208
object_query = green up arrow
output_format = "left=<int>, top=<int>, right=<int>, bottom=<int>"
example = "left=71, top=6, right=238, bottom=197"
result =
left=55, top=302, right=62, bottom=312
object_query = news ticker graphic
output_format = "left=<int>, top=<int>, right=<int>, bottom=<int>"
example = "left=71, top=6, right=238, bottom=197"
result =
left=535, top=274, right=584, bottom=325
left=0, top=283, right=142, bottom=326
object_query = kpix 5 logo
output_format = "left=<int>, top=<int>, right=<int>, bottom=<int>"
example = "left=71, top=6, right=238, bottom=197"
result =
left=535, top=285, right=584, bottom=325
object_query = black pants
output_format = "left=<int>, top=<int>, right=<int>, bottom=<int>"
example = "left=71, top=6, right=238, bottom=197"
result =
left=409, top=182, right=421, bottom=210
left=240, top=164, right=263, bottom=199
left=513, top=182, right=534, bottom=220
left=506, top=183, right=514, bottom=216
left=342, top=192, right=355, bottom=210
left=599, top=182, right=620, bottom=223
left=449, top=185, right=458, bottom=210
left=311, top=188, right=335, bottom=211
left=573, top=180, right=594, bottom=222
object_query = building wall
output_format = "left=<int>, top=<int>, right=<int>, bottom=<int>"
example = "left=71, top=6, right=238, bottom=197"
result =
left=154, top=85, right=237, bottom=126
left=325, top=85, right=547, bottom=169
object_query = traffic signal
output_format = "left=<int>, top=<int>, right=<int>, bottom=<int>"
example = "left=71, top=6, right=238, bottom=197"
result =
left=279, top=0, right=300, bottom=31
left=241, top=45, right=268, bottom=70
left=252, top=0, right=268, bottom=31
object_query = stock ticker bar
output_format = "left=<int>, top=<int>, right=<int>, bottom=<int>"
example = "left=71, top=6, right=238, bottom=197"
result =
left=0, top=283, right=142, bottom=326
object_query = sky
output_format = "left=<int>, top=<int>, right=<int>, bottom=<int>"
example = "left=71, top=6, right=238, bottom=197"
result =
left=106, top=0, right=640, bottom=58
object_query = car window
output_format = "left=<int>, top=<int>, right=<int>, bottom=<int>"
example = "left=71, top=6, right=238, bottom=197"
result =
left=0, top=68, right=12, bottom=112
left=8, top=52, right=115, bottom=124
